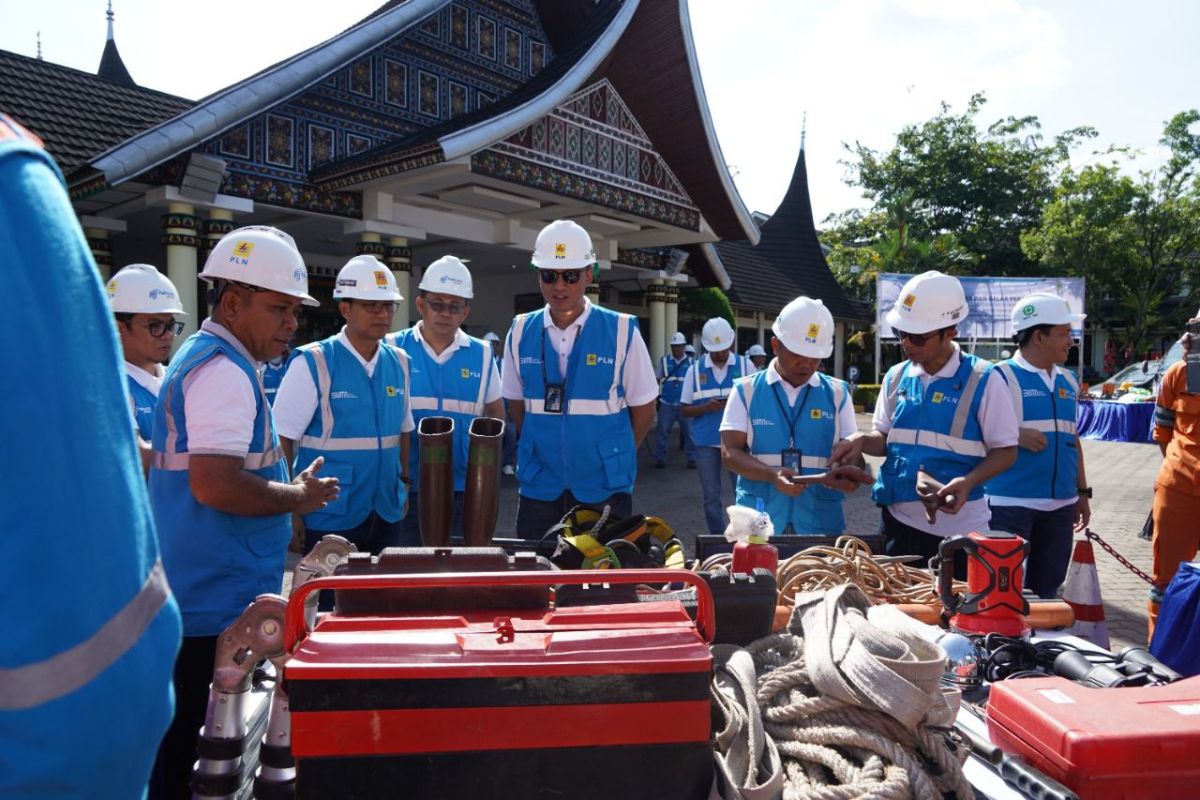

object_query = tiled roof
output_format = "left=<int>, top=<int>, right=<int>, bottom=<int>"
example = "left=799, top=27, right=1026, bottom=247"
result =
left=715, top=148, right=865, bottom=322
left=0, top=49, right=192, bottom=173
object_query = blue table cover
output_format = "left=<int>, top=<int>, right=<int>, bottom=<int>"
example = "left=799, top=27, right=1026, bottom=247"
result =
left=1077, top=400, right=1155, bottom=443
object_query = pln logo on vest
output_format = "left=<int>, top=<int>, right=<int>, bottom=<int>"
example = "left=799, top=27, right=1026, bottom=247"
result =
left=1058, top=387, right=1071, bottom=399
left=460, top=368, right=481, bottom=379
left=586, top=354, right=614, bottom=366
left=386, top=385, right=399, bottom=398
left=699, top=373, right=708, bottom=385
left=810, top=408, right=832, bottom=420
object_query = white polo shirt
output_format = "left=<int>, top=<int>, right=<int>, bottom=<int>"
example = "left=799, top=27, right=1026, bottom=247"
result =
left=500, top=298, right=658, bottom=407
left=720, top=361, right=858, bottom=443
left=181, top=320, right=263, bottom=458
left=272, top=327, right=416, bottom=441
left=872, top=344, right=1019, bottom=536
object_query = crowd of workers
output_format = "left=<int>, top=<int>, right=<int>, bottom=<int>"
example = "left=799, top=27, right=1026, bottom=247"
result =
left=5, top=110, right=1199, bottom=797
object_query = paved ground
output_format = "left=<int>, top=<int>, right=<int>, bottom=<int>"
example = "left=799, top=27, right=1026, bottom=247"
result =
left=491, top=414, right=1160, bottom=649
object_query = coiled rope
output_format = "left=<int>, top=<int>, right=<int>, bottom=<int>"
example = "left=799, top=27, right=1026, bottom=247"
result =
left=699, top=536, right=966, bottom=608
left=710, top=584, right=973, bottom=800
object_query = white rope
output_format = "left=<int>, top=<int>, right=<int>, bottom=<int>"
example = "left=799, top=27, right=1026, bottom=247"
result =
left=710, top=584, right=974, bottom=800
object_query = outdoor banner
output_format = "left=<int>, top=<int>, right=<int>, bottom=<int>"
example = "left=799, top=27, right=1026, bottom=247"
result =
left=876, top=274, right=1086, bottom=339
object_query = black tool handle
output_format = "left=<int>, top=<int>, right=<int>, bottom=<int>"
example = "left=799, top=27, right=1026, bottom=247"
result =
left=997, top=754, right=1079, bottom=800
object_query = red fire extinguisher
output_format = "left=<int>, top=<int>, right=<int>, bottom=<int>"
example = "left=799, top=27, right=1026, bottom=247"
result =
left=934, top=531, right=1030, bottom=637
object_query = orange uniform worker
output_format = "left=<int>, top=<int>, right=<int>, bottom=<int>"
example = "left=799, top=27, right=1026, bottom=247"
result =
left=1149, top=310, right=1200, bottom=638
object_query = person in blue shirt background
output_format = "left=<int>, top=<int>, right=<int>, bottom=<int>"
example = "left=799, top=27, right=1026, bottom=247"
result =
left=106, top=263, right=186, bottom=474
left=682, top=317, right=753, bottom=534
left=388, top=255, right=503, bottom=542
left=985, top=292, right=1092, bottom=598
left=655, top=331, right=696, bottom=469
left=0, top=112, right=181, bottom=799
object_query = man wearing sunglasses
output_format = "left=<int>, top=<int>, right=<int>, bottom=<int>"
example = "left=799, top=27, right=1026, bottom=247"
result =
left=833, top=270, right=1018, bottom=569
left=502, top=219, right=658, bottom=537
left=274, top=255, right=414, bottom=555
left=106, top=263, right=186, bottom=473
left=387, top=255, right=503, bottom=542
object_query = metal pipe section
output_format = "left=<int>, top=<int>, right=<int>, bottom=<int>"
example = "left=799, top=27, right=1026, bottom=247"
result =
left=418, top=416, right=455, bottom=546
left=462, top=417, right=504, bottom=546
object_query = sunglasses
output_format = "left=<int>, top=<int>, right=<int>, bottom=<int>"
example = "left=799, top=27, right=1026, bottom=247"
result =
left=538, top=268, right=585, bottom=285
left=143, top=320, right=185, bottom=338
left=424, top=298, right=466, bottom=315
left=894, top=329, right=943, bottom=347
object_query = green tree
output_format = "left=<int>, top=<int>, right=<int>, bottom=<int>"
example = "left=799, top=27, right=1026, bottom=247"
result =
left=1022, top=111, right=1200, bottom=364
left=679, top=286, right=735, bottom=328
left=840, top=93, right=1095, bottom=276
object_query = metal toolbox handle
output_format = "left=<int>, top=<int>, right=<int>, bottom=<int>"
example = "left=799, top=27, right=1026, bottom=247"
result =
left=284, top=569, right=716, bottom=651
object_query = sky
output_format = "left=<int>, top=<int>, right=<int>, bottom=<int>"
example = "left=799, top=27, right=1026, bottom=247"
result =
left=2, top=0, right=1197, bottom=224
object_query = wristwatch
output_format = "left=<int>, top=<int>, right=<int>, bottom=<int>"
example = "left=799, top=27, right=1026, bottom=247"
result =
left=1077, top=486, right=1092, bottom=499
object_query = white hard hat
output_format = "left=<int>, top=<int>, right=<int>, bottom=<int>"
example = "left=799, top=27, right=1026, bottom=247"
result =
left=701, top=317, right=735, bottom=352
left=483, top=331, right=500, bottom=342
left=669, top=331, right=686, bottom=346
left=773, top=296, right=834, bottom=359
left=746, top=343, right=767, bottom=358
left=418, top=255, right=473, bottom=299
left=1011, top=292, right=1085, bottom=334
left=199, top=226, right=318, bottom=307
left=884, top=271, right=967, bottom=335
left=333, top=255, right=403, bottom=302
left=531, top=219, right=596, bottom=269
left=684, top=344, right=696, bottom=355
left=106, top=264, right=186, bottom=315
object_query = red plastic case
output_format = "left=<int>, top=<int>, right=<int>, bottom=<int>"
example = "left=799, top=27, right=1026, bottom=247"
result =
left=986, top=675, right=1200, bottom=799
left=283, top=569, right=715, bottom=800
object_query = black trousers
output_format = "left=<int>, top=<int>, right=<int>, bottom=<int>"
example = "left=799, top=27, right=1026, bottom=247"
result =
left=880, top=506, right=967, bottom=580
left=148, top=635, right=219, bottom=800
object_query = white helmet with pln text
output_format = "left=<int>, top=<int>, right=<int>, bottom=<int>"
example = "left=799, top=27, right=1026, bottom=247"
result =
left=199, top=226, right=318, bottom=307
left=884, top=271, right=967, bottom=335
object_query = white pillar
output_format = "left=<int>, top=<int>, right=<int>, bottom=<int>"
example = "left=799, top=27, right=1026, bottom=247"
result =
left=201, top=210, right=235, bottom=322
left=85, top=228, right=113, bottom=282
left=834, top=321, right=846, bottom=379
left=162, top=203, right=199, bottom=348
left=664, top=283, right=679, bottom=344
left=386, top=236, right=412, bottom=330
left=648, top=280, right=667, bottom=365
left=757, top=312, right=767, bottom=347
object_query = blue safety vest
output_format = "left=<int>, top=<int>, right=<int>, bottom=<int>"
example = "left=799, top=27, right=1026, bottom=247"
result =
left=0, top=124, right=180, bottom=799
left=658, top=354, right=692, bottom=405
left=733, top=371, right=849, bottom=534
left=872, top=353, right=992, bottom=506
left=127, top=372, right=158, bottom=441
left=262, top=356, right=287, bottom=406
left=294, top=337, right=411, bottom=529
left=150, top=327, right=290, bottom=637
left=984, top=360, right=1080, bottom=500
left=387, top=328, right=496, bottom=493
left=688, top=354, right=751, bottom=446
left=509, top=306, right=638, bottom=503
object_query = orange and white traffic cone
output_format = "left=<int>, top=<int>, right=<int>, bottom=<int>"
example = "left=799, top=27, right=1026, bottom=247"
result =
left=1061, top=538, right=1110, bottom=650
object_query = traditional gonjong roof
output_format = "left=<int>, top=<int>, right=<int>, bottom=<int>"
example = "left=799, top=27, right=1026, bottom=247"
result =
left=0, top=49, right=192, bottom=173
left=710, top=146, right=864, bottom=322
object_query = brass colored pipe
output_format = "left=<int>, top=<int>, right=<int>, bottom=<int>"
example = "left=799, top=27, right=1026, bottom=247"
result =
left=418, top=416, right=454, bottom=546
left=463, top=417, right=504, bottom=546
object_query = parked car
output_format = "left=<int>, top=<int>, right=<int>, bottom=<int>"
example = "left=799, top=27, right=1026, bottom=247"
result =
left=1085, top=340, right=1185, bottom=398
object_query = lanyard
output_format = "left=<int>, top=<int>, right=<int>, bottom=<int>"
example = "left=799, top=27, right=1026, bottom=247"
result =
left=540, top=325, right=583, bottom=401
left=770, top=380, right=813, bottom=449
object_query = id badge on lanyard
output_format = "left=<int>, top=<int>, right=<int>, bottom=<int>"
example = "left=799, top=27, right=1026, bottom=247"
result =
left=544, top=383, right=565, bottom=414
left=781, top=447, right=801, bottom=472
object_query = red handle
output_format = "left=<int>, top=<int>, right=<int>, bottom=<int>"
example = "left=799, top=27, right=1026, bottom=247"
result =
left=284, top=569, right=716, bottom=651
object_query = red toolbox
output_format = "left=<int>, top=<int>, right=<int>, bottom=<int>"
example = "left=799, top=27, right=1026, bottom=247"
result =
left=283, top=568, right=715, bottom=800
left=987, top=675, right=1200, bottom=799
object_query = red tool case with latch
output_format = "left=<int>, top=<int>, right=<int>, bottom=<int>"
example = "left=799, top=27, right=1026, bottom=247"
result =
left=986, top=675, right=1200, bottom=798
left=282, top=567, right=715, bottom=800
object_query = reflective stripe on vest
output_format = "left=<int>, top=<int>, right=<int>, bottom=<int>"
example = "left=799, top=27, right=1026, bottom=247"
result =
left=151, top=445, right=286, bottom=470
left=0, top=561, right=170, bottom=710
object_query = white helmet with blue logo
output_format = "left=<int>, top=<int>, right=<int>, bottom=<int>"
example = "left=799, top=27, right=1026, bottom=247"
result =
left=418, top=255, right=473, bottom=299
left=334, top=255, right=403, bottom=302
left=199, top=225, right=318, bottom=307
left=106, top=263, right=186, bottom=315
